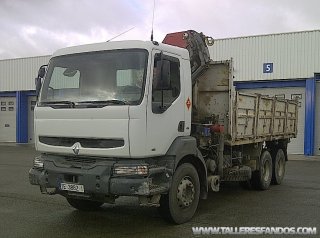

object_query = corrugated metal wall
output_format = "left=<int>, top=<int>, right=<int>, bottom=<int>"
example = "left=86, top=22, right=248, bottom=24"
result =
left=210, top=30, right=320, bottom=81
left=1, top=30, right=320, bottom=90
left=0, top=55, right=51, bottom=91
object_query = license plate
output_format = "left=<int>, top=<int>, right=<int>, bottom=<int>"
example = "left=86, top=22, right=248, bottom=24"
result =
left=60, top=183, right=84, bottom=193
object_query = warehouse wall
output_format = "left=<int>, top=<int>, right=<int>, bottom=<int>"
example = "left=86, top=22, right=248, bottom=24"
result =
left=0, top=55, right=50, bottom=91
left=0, top=94, right=16, bottom=142
left=0, top=91, right=36, bottom=143
left=209, top=30, right=320, bottom=82
left=0, top=55, right=49, bottom=143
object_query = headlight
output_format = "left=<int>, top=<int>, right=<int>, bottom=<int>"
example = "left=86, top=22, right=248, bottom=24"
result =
left=113, top=165, right=149, bottom=176
left=33, top=156, right=44, bottom=169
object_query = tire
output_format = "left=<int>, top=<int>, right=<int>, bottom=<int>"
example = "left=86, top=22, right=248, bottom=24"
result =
left=66, top=198, right=103, bottom=211
left=158, top=163, right=200, bottom=224
left=272, top=149, right=286, bottom=185
left=250, top=150, right=272, bottom=190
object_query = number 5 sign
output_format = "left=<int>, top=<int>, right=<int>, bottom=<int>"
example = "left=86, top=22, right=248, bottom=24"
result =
left=263, top=63, right=273, bottom=73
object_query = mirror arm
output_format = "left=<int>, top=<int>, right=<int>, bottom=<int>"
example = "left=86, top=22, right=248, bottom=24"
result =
left=161, top=85, right=164, bottom=110
left=35, top=77, right=41, bottom=99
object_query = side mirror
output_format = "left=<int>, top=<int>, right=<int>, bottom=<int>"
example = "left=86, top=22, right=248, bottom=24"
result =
left=153, top=60, right=171, bottom=90
left=35, top=65, right=47, bottom=97
left=38, top=67, right=46, bottom=78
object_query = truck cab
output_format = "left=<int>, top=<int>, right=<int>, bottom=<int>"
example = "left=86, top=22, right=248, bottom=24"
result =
left=30, top=40, right=205, bottom=224
left=35, top=41, right=192, bottom=158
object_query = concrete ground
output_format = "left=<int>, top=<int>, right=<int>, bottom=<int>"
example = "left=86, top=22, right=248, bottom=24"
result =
left=0, top=144, right=319, bottom=238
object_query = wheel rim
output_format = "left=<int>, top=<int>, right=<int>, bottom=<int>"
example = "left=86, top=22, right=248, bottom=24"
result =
left=176, top=176, right=195, bottom=208
left=262, top=160, right=271, bottom=182
left=277, top=156, right=285, bottom=177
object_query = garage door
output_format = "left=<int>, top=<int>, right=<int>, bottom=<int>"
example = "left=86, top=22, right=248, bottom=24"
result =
left=0, top=97, right=16, bottom=142
left=28, top=96, right=37, bottom=143
left=240, top=87, right=305, bottom=154
left=314, top=82, right=320, bottom=155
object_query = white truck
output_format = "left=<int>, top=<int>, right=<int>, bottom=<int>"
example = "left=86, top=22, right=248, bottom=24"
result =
left=29, top=30, right=298, bottom=224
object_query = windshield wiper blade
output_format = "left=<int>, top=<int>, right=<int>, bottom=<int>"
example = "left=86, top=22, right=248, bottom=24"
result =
left=78, top=99, right=128, bottom=105
left=104, top=99, right=128, bottom=105
left=40, top=100, right=75, bottom=106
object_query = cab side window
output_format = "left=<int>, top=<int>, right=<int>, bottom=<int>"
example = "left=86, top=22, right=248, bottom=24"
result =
left=152, top=55, right=180, bottom=113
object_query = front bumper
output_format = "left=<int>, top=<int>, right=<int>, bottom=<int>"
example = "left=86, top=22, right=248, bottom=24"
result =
left=29, top=155, right=171, bottom=200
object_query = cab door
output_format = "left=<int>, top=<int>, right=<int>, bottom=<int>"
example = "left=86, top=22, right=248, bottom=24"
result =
left=146, top=50, right=186, bottom=156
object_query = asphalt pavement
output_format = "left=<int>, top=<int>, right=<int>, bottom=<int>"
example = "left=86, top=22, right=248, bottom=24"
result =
left=0, top=144, right=319, bottom=238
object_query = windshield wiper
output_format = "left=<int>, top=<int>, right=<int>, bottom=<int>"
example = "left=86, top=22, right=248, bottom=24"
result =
left=40, top=100, right=76, bottom=107
left=78, top=99, right=128, bottom=105
left=39, top=99, right=128, bottom=109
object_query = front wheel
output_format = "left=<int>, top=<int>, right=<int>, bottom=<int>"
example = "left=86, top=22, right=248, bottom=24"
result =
left=158, top=163, right=200, bottom=224
left=66, top=198, right=103, bottom=211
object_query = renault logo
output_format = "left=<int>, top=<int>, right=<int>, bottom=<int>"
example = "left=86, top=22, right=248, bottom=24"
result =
left=72, top=142, right=80, bottom=155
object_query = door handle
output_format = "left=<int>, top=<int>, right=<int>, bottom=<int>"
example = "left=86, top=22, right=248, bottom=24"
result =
left=178, top=121, right=185, bottom=132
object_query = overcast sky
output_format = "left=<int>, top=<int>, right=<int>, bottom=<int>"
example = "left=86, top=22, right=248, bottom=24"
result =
left=0, top=0, right=320, bottom=60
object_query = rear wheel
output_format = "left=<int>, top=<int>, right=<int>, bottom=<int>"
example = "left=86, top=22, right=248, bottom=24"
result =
left=250, top=150, right=272, bottom=190
left=66, top=198, right=103, bottom=211
left=272, top=149, right=286, bottom=185
left=158, top=163, right=200, bottom=224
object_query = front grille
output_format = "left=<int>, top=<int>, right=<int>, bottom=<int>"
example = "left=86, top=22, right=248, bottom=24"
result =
left=39, top=136, right=124, bottom=149
left=64, top=157, right=97, bottom=164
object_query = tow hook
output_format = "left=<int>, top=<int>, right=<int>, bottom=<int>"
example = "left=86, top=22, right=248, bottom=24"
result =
left=40, top=185, right=56, bottom=195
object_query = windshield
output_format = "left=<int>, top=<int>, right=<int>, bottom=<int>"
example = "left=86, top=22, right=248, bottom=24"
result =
left=39, top=49, right=148, bottom=106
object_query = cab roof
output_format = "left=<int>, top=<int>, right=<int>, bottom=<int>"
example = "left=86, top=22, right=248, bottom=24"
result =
left=52, top=40, right=190, bottom=60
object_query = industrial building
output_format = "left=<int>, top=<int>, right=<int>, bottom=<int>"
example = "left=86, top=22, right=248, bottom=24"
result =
left=0, top=55, right=50, bottom=143
left=0, top=30, right=319, bottom=155
left=209, top=30, right=320, bottom=155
